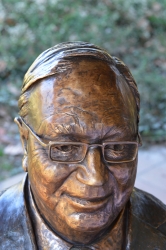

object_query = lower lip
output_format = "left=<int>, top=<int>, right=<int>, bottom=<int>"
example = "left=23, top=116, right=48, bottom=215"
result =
left=63, top=194, right=111, bottom=212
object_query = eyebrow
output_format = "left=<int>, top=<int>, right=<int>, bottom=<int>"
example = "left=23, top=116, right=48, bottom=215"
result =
left=40, top=133, right=94, bottom=142
left=102, top=126, right=128, bottom=139
left=40, top=125, right=129, bottom=142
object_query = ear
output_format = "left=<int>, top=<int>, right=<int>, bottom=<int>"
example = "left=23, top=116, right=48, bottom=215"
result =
left=14, top=117, right=29, bottom=172
left=14, top=117, right=29, bottom=155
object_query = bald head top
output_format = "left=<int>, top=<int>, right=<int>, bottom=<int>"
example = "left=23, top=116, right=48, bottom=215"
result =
left=19, top=41, right=140, bottom=129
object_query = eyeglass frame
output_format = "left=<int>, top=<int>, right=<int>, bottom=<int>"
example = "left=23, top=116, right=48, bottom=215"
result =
left=15, top=116, right=142, bottom=164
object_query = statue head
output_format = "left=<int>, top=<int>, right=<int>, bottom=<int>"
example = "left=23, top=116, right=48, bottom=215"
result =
left=15, top=42, right=141, bottom=244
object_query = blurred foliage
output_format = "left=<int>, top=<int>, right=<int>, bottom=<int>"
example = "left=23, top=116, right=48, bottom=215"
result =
left=0, top=0, right=166, bottom=142
left=0, top=152, right=22, bottom=181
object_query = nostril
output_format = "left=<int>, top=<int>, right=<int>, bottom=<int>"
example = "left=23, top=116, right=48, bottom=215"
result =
left=76, top=164, right=107, bottom=187
left=76, top=170, right=105, bottom=186
left=76, top=169, right=86, bottom=182
left=75, top=147, right=108, bottom=186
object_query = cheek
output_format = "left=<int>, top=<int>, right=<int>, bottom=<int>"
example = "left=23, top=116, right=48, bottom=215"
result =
left=27, top=139, right=75, bottom=196
left=107, top=160, right=137, bottom=191
left=107, top=161, right=137, bottom=209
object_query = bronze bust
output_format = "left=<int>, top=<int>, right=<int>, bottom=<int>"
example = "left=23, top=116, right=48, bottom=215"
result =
left=0, top=42, right=166, bottom=249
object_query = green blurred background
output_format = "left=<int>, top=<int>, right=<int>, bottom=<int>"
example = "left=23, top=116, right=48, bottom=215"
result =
left=0, top=0, right=166, bottom=180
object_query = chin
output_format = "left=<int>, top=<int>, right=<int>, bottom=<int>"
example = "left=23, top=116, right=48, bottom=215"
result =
left=63, top=202, right=117, bottom=232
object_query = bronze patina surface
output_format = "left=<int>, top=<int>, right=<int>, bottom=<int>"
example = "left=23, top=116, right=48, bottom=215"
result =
left=0, top=42, right=166, bottom=249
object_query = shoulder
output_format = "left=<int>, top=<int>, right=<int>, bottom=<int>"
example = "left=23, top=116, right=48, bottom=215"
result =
left=0, top=175, right=36, bottom=249
left=131, top=187, right=166, bottom=235
left=0, top=180, right=25, bottom=228
left=128, top=187, right=166, bottom=249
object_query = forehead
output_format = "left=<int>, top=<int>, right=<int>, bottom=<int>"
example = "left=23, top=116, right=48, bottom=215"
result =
left=28, top=59, right=136, bottom=138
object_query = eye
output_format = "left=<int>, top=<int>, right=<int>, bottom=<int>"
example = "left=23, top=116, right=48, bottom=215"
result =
left=104, top=143, right=138, bottom=163
left=113, top=144, right=124, bottom=151
left=105, top=144, right=124, bottom=151
left=54, top=145, right=74, bottom=153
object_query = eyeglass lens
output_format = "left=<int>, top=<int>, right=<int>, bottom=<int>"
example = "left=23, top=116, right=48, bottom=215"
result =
left=49, top=143, right=137, bottom=163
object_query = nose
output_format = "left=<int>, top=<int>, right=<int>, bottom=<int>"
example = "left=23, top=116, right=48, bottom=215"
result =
left=76, top=147, right=108, bottom=186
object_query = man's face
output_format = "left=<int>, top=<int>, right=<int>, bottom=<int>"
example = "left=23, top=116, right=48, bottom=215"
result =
left=26, top=59, right=137, bottom=243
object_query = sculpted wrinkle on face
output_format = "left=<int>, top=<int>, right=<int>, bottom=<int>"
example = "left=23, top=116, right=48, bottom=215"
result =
left=24, top=58, right=138, bottom=244
left=5, top=42, right=166, bottom=250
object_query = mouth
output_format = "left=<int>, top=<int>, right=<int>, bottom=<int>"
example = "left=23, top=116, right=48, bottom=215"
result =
left=63, top=193, right=112, bottom=212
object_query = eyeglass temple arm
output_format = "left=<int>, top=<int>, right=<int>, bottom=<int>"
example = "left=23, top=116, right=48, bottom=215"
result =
left=14, top=116, right=47, bottom=148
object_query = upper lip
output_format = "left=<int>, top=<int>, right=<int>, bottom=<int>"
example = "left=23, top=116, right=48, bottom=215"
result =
left=63, top=193, right=112, bottom=209
left=64, top=193, right=111, bottom=202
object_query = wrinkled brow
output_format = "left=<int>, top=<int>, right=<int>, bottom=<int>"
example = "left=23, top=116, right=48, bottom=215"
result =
left=39, top=124, right=130, bottom=142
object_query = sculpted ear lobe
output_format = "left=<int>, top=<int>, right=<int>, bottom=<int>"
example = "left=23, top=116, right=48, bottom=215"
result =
left=14, top=117, right=29, bottom=155
left=22, top=154, right=28, bottom=172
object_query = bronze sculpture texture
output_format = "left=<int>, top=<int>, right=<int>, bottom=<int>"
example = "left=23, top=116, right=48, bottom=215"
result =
left=0, top=42, right=166, bottom=250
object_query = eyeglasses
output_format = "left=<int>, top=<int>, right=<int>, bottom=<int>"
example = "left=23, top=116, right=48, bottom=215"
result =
left=15, top=116, right=142, bottom=164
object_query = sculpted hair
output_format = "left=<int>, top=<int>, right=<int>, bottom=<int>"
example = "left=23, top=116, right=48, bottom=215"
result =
left=18, top=41, right=140, bottom=127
